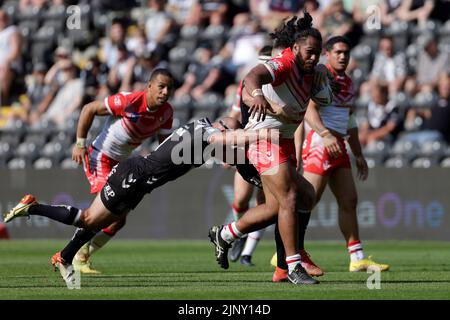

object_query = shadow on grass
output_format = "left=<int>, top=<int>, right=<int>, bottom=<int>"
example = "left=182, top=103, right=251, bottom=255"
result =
left=3, top=278, right=450, bottom=289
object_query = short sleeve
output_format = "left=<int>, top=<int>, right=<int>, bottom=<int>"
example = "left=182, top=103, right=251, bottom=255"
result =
left=104, top=93, right=128, bottom=116
left=263, top=52, right=293, bottom=85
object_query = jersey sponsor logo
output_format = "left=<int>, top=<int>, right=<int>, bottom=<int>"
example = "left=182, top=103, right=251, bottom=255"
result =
left=249, top=177, right=262, bottom=189
left=266, top=60, right=282, bottom=71
left=104, top=184, right=115, bottom=200
left=122, top=174, right=137, bottom=188
left=114, top=96, right=122, bottom=107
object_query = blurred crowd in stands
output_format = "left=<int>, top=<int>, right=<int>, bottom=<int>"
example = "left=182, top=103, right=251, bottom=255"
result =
left=0, top=0, right=449, bottom=169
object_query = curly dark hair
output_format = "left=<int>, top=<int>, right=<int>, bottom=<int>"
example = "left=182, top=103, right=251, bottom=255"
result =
left=270, top=11, right=322, bottom=49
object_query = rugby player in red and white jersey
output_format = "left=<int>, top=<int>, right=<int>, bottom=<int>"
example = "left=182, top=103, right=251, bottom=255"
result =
left=208, top=13, right=334, bottom=285
left=228, top=41, right=329, bottom=270
left=271, top=36, right=390, bottom=282
left=70, top=69, right=175, bottom=273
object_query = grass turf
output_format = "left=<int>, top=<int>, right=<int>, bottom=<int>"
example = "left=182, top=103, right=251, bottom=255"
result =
left=0, top=240, right=449, bottom=300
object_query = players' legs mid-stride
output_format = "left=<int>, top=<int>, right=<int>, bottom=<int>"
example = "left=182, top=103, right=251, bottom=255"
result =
left=3, top=193, right=125, bottom=283
left=272, top=170, right=327, bottom=281
left=209, top=162, right=319, bottom=285
left=229, top=171, right=267, bottom=266
left=229, top=171, right=253, bottom=262
left=73, top=217, right=126, bottom=274
left=209, top=184, right=279, bottom=271
left=271, top=167, right=389, bottom=278
left=328, top=168, right=389, bottom=272
left=239, top=188, right=266, bottom=266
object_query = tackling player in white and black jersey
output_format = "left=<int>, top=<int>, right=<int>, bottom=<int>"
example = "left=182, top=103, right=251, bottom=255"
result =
left=100, top=118, right=262, bottom=214
left=3, top=117, right=273, bottom=285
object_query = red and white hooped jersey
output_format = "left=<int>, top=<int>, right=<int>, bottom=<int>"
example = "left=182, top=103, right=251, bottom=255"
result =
left=92, top=91, right=173, bottom=161
left=245, top=47, right=315, bottom=139
left=317, top=64, right=355, bottom=135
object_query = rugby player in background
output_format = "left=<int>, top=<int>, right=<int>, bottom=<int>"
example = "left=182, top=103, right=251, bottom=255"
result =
left=70, top=68, right=174, bottom=273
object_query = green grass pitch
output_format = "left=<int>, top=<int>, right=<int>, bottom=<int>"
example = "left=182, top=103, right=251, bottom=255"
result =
left=0, top=240, right=449, bottom=300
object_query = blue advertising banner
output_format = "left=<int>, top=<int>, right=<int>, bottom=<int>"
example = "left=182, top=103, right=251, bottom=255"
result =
left=0, top=167, right=449, bottom=240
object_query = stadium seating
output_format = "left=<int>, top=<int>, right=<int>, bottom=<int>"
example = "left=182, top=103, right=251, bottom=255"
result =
left=410, top=156, right=438, bottom=168
left=0, top=1, right=447, bottom=170
left=418, top=140, right=446, bottom=162
left=359, top=24, right=380, bottom=54
left=201, top=24, right=229, bottom=53
left=0, top=141, right=12, bottom=167
left=362, top=140, right=389, bottom=167
left=440, top=156, right=450, bottom=168
left=40, top=141, right=65, bottom=163
left=439, top=20, right=450, bottom=45
left=350, top=44, right=372, bottom=77
left=30, top=25, right=58, bottom=66
left=384, top=155, right=409, bottom=168
left=168, top=46, right=190, bottom=83
left=389, top=140, right=418, bottom=163
left=7, top=157, right=27, bottom=169
left=411, top=20, right=442, bottom=37
left=386, top=20, right=409, bottom=53
left=60, top=157, right=79, bottom=169
left=33, top=157, right=55, bottom=170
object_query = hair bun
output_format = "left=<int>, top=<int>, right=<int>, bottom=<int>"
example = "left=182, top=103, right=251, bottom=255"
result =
left=297, top=11, right=313, bottom=29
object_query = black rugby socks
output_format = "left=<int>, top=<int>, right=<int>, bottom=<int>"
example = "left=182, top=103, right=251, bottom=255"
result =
left=29, top=204, right=82, bottom=226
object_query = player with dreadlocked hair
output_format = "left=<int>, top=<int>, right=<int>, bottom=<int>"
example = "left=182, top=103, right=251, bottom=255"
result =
left=208, top=11, right=334, bottom=285
left=228, top=14, right=330, bottom=275
left=227, top=16, right=305, bottom=267
left=270, top=16, right=299, bottom=49
left=271, top=34, right=391, bottom=280
left=267, top=14, right=328, bottom=280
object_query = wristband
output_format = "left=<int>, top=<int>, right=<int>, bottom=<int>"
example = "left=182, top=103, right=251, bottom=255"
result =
left=76, top=137, right=86, bottom=148
left=251, top=89, right=264, bottom=97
